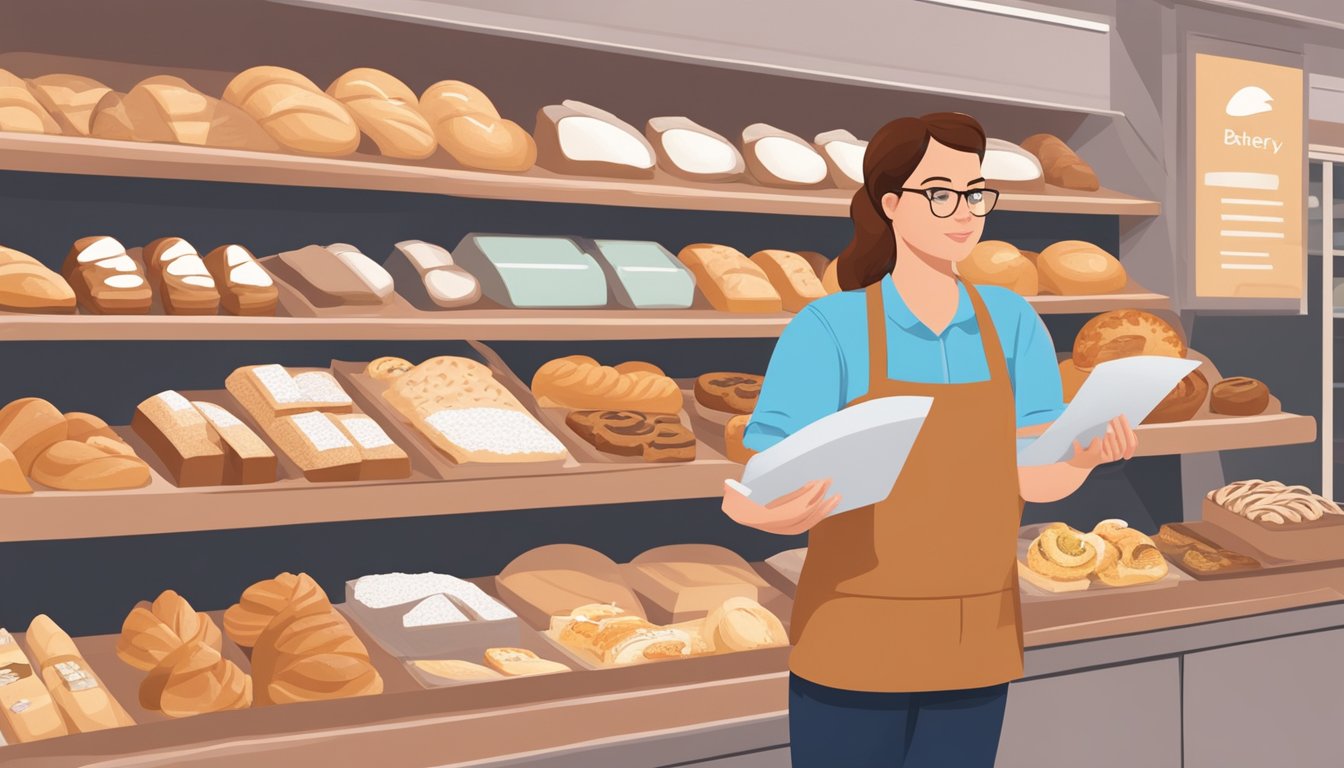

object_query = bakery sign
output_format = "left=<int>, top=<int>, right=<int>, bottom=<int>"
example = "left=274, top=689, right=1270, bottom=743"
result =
left=1194, top=53, right=1304, bottom=300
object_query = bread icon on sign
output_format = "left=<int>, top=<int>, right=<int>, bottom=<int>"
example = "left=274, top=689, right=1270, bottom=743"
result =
left=1226, top=86, right=1273, bottom=117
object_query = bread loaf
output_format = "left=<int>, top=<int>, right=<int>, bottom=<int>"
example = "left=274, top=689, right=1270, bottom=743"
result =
left=678, top=243, right=782, bottom=312
left=268, top=411, right=362, bottom=482
left=143, top=237, right=220, bottom=315
left=132, top=390, right=226, bottom=486
left=981, top=138, right=1043, bottom=187
left=0, top=397, right=68, bottom=473
left=331, top=413, right=410, bottom=480
left=226, top=364, right=352, bottom=420
left=645, top=116, right=745, bottom=182
left=0, top=69, right=59, bottom=134
left=420, top=80, right=535, bottom=172
left=702, top=596, right=787, bottom=652
left=495, top=544, right=644, bottom=629
left=626, top=545, right=768, bottom=620
left=1021, top=133, right=1099, bottom=191
left=384, top=240, right=481, bottom=309
left=327, top=68, right=435, bottom=159
left=1211, top=377, right=1270, bottom=416
left=31, top=439, right=151, bottom=490
left=0, top=628, right=67, bottom=742
left=25, top=615, right=134, bottom=733
left=411, top=659, right=504, bottom=682
left=532, top=355, right=683, bottom=413
left=62, top=236, right=152, bottom=314
left=224, top=572, right=299, bottom=647
left=566, top=409, right=696, bottom=462
left=535, top=100, right=654, bottom=178
left=0, top=443, right=31, bottom=493
left=203, top=244, right=278, bottom=316
left=192, top=400, right=276, bottom=485
left=64, top=412, right=118, bottom=443
left=116, top=590, right=222, bottom=672
left=0, top=245, right=76, bottom=313
left=1072, top=310, right=1186, bottom=370
left=117, top=75, right=279, bottom=151
left=89, top=91, right=138, bottom=141
left=813, top=129, right=866, bottom=188
left=223, top=66, right=359, bottom=157
left=26, top=74, right=110, bottom=136
left=956, top=241, right=1038, bottom=296
left=749, top=250, right=826, bottom=312
left=741, top=124, right=828, bottom=188
left=1145, top=369, right=1207, bottom=424
left=1037, top=241, right=1126, bottom=295
left=724, top=415, right=755, bottom=464
left=272, top=243, right=394, bottom=306
left=139, top=627, right=252, bottom=718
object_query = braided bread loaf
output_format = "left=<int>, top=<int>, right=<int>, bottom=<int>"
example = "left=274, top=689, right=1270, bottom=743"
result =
left=532, top=356, right=683, bottom=414
left=117, top=590, right=223, bottom=671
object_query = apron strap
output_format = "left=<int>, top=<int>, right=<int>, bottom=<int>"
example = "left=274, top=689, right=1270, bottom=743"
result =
left=864, top=280, right=888, bottom=393
left=962, top=281, right=1011, bottom=384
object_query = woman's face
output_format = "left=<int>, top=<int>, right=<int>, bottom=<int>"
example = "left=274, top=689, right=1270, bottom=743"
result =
left=880, top=138, right=986, bottom=264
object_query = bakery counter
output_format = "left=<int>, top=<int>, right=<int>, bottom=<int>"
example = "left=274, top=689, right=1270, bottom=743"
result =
left=7, top=565, right=1344, bottom=767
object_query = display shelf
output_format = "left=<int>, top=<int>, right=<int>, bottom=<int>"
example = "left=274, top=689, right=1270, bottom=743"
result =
left=0, top=133, right=1162, bottom=218
left=1132, top=413, right=1316, bottom=457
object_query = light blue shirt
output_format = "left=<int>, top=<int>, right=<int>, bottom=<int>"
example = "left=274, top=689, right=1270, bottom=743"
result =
left=743, top=276, right=1065, bottom=452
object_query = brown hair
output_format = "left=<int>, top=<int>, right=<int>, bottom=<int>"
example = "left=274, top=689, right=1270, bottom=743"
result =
left=836, top=112, right=987, bottom=290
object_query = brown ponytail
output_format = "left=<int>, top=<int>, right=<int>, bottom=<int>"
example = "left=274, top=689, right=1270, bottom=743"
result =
left=836, top=113, right=987, bottom=290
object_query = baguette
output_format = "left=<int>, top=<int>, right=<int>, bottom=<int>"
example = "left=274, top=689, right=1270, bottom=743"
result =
left=131, top=390, right=226, bottom=487
left=222, top=66, right=359, bottom=157
left=0, top=628, right=67, bottom=742
left=25, top=615, right=134, bottom=733
left=677, top=243, right=782, bottom=312
left=192, top=401, right=277, bottom=485
left=1020, top=133, right=1099, bottom=191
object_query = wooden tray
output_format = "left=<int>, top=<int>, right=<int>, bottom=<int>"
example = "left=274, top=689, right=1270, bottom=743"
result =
left=1203, top=496, right=1344, bottom=563
left=1015, top=523, right=1188, bottom=601
left=338, top=579, right=527, bottom=660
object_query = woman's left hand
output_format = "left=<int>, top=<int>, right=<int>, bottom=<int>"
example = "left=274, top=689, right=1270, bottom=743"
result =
left=1066, top=415, right=1138, bottom=470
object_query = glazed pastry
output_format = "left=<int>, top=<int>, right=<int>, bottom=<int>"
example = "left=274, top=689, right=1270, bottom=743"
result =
left=695, top=373, right=763, bottom=415
left=366, top=356, right=413, bottom=381
left=117, top=590, right=223, bottom=671
left=1089, top=519, right=1167, bottom=586
left=1153, top=524, right=1261, bottom=573
left=1025, top=523, right=1102, bottom=581
left=701, top=597, right=787, bottom=652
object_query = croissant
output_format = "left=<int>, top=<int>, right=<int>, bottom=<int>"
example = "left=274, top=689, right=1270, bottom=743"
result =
left=1090, top=519, right=1168, bottom=586
left=531, top=355, right=683, bottom=414
left=117, top=590, right=223, bottom=671
left=224, top=572, right=300, bottom=647
left=139, top=622, right=252, bottom=718
left=1025, top=523, right=1101, bottom=581
left=249, top=573, right=383, bottom=705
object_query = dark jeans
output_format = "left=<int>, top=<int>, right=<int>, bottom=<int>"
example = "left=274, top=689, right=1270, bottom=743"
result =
left=788, top=673, right=1009, bottom=767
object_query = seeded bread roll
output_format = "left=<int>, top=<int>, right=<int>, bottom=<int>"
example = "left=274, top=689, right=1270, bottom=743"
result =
left=327, top=68, right=435, bottom=160
left=223, top=66, right=359, bottom=157
left=1210, top=377, right=1270, bottom=416
left=0, top=68, right=59, bottom=134
left=677, top=243, right=782, bottom=313
left=26, top=74, right=110, bottom=136
left=957, top=241, right=1038, bottom=296
left=1037, top=241, right=1127, bottom=295
left=750, top=250, right=826, bottom=312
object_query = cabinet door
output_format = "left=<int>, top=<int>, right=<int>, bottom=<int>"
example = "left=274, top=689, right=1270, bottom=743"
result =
left=1184, top=628, right=1344, bottom=768
left=997, top=659, right=1181, bottom=767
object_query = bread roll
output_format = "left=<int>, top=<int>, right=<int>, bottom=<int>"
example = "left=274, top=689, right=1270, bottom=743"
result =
left=366, top=356, right=413, bottom=381
left=645, top=116, right=745, bottom=182
left=203, top=244, right=278, bottom=316
left=1037, top=241, right=1126, bottom=295
left=327, top=68, right=435, bottom=160
left=750, top=250, right=826, bottom=312
left=89, top=91, right=138, bottom=141
left=813, top=129, right=866, bottom=188
left=420, top=80, right=499, bottom=122
left=62, top=236, right=153, bottom=315
left=223, top=66, right=359, bottom=157
left=132, top=390, right=226, bottom=487
left=31, top=439, right=151, bottom=490
left=535, top=100, right=654, bottom=178
left=224, top=572, right=300, bottom=647
left=420, top=80, right=535, bottom=172
left=0, top=245, right=76, bottom=313
left=0, top=397, right=68, bottom=473
left=1090, top=520, right=1168, bottom=587
left=678, top=243, right=782, bottom=313
left=702, top=597, right=787, bottom=652
left=26, top=74, right=110, bottom=136
left=119, top=75, right=279, bottom=151
left=531, top=355, right=683, bottom=413
left=1072, top=310, right=1186, bottom=370
left=0, top=68, right=59, bottom=134
left=1145, top=370, right=1207, bottom=424
left=1210, top=377, right=1270, bottom=416
left=142, top=237, right=220, bottom=315
left=957, top=240, right=1038, bottom=296
left=26, top=615, right=135, bottom=733
left=742, top=123, right=829, bottom=188
left=981, top=138, right=1043, bottom=187
left=1021, top=133, right=1099, bottom=191
left=140, top=630, right=252, bottom=717
left=116, top=590, right=222, bottom=672
left=63, top=412, right=117, bottom=443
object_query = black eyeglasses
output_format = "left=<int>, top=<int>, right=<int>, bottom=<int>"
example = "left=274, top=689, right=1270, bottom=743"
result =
left=898, top=187, right=999, bottom=218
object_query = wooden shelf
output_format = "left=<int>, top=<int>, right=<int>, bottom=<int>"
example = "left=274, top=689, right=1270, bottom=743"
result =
left=0, top=133, right=1161, bottom=218
left=1133, top=413, right=1316, bottom=457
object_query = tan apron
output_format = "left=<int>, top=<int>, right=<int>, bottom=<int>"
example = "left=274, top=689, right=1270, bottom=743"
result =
left=789, top=279, right=1025, bottom=693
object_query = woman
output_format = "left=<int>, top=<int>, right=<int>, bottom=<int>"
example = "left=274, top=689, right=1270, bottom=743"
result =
left=721, top=113, right=1138, bottom=767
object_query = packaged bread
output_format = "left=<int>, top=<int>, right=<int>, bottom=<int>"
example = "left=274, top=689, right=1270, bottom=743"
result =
left=554, top=604, right=693, bottom=666
left=1145, top=369, right=1207, bottom=424
left=1071, top=310, right=1186, bottom=371
left=0, top=397, right=68, bottom=473
left=1210, top=377, right=1270, bottom=416
left=812, top=129, right=866, bottom=188
left=30, top=439, right=151, bottom=490
left=1036, top=241, right=1126, bottom=295
left=534, top=100, right=655, bottom=178
left=223, top=66, right=359, bottom=157
left=420, top=80, right=535, bottom=172
left=132, top=390, right=226, bottom=487
left=750, top=250, right=826, bottom=312
left=482, top=647, right=570, bottom=677
left=565, top=409, right=696, bottom=462
left=62, top=236, right=152, bottom=314
left=0, top=69, right=59, bottom=134
left=327, top=68, right=435, bottom=160
left=532, top=355, right=683, bottom=413
left=981, top=139, right=1043, bottom=188
left=330, top=413, right=410, bottom=480
left=26, top=614, right=134, bottom=733
left=1021, top=133, right=1099, bottom=191
left=956, top=241, right=1038, bottom=296
left=450, top=234, right=608, bottom=308
left=107, top=75, right=278, bottom=151
left=678, top=243, right=782, bottom=313
left=192, top=400, right=277, bottom=485
left=702, top=597, right=787, bottom=652
left=578, top=239, right=696, bottom=310
left=384, top=240, right=481, bottom=310
left=0, top=443, right=33, bottom=493
left=271, top=243, right=394, bottom=307
left=1089, top=519, right=1168, bottom=586
left=496, top=544, right=644, bottom=629
left=142, top=237, right=220, bottom=315
left=645, top=116, right=745, bottom=182
left=0, top=245, right=76, bottom=313
left=0, top=628, right=67, bottom=742
left=741, top=123, right=829, bottom=188
left=226, top=364, right=353, bottom=420
left=695, top=372, right=762, bottom=417
left=724, top=415, right=755, bottom=464
left=25, top=74, right=110, bottom=136
left=624, top=544, right=769, bottom=620
left=203, top=244, right=278, bottom=316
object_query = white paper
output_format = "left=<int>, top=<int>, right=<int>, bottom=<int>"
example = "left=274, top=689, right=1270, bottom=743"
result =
left=726, top=395, right=932, bottom=515
left=1017, top=356, right=1202, bottom=467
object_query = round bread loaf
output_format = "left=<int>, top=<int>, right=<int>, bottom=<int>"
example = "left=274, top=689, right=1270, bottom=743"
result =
left=1210, top=376, right=1270, bottom=416
left=1145, top=369, right=1208, bottom=424
left=956, top=240, right=1038, bottom=296
left=1037, top=241, right=1127, bottom=295
left=1072, top=310, right=1186, bottom=370
left=1058, top=360, right=1088, bottom=402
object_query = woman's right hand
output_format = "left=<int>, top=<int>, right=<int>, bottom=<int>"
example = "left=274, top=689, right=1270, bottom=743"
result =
left=721, top=478, right=839, bottom=535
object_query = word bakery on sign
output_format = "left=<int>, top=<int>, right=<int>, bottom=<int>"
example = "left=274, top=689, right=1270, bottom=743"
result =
left=1223, top=129, right=1285, bottom=155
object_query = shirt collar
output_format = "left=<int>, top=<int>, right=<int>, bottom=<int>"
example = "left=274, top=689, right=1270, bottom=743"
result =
left=882, top=274, right=976, bottom=333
